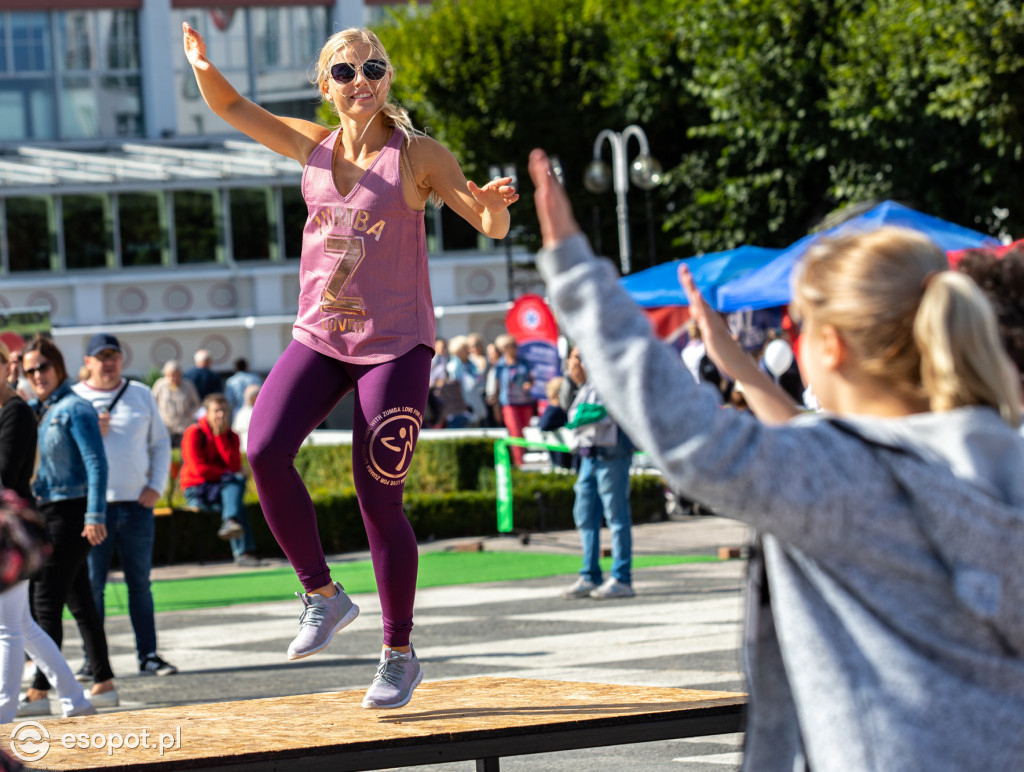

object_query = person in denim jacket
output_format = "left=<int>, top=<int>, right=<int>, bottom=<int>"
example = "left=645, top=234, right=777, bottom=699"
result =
left=20, top=335, right=119, bottom=713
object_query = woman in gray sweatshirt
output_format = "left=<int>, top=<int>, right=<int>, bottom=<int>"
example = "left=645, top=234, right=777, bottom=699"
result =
left=528, top=149, right=1024, bottom=771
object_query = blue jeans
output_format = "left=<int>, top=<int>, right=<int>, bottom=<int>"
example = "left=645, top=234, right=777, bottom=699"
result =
left=87, top=501, right=157, bottom=665
left=572, top=453, right=633, bottom=585
left=184, top=474, right=256, bottom=557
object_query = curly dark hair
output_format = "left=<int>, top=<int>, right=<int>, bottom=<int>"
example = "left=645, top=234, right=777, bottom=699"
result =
left=957, top=245, right=1024, bottom=384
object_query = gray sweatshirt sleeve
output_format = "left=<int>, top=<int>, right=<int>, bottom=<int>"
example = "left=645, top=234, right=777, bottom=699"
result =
left=537, top=234, right=894, bottom=553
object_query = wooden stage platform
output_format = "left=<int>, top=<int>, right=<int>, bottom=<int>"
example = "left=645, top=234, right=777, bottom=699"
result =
left=19, top=677, right=746, bottom=771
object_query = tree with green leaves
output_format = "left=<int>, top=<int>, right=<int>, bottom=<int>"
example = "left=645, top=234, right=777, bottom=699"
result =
left=378, top=0, right=622, bottom=254
left=824, top=0, right=1024, bottom=238
left=364, top=0, right=1024, bottom=267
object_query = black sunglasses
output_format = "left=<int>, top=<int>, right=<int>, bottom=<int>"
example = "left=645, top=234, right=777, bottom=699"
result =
left=330, top=59, right=388, bottom=85
left=24, top=360, right=52, bottom=377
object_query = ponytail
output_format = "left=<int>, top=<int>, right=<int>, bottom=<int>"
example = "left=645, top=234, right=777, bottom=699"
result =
left=915, top=272, right=1021, bottom=427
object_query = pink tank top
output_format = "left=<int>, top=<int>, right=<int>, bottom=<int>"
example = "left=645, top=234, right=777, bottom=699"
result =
left=293, top=127, right=435, bottom=363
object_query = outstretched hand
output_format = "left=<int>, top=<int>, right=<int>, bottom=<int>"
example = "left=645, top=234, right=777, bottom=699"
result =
left=678, top=264, right=755, bottom=382
left=528, top=148, right=581, bottom=246
left=680, top=264, right=802, bottom=423
left=467, top=177, right=519, bottom=214
left=183, top=22, right=211, bottom=70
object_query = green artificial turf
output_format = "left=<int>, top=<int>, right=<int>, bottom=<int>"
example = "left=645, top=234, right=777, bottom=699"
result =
left=98, top=552, right=721, bottom=616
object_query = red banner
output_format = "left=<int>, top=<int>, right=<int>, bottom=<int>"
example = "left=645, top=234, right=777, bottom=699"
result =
left=505, top=295, right=559, bottom=344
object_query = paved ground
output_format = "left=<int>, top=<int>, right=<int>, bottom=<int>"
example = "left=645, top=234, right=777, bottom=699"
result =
left=32, top=516, right=753, bottom=771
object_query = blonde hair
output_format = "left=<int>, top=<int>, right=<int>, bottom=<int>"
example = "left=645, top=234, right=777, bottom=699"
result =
left=793, top=226, right=1021, bottom=425
left=448, top=335, right=469, bottom=359
left=0, top=340, right=8, bottom=364
left=313, top=28, right=442, bottom=207
left=545, top=376, right=563, bottom=403
left=495, top=334, right=516, bottom=353
left=314, top=28, right=418, bottom=139
left=916, top=272, right=1021, bottom=425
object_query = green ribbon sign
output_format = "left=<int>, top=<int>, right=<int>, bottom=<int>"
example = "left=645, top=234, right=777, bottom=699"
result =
left=493, top=436, right=572, bottom=533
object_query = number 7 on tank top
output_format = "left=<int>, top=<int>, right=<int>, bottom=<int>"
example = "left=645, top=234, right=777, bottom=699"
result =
left=322, top=235, right=366, bottom=315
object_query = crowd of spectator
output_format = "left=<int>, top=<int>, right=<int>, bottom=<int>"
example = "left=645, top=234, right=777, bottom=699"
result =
left=426, top=332, right=561, bottom=467
left=0, top=335, right=268, bottom=717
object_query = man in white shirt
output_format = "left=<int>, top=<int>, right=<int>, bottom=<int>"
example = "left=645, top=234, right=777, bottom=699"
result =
left=73, top=333, right=177, bottom=677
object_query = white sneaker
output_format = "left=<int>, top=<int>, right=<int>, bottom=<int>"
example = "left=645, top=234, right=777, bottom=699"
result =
left=65, top=701, right=97, bottom=718
left=590, top=578, right=635, bottom=599
left=361, top=647, right=423, bottom=709
left=287, top=582, right=360, bottom=660
left=88, top=688, right=119, bottom=708
left=16, top=696, right=51, bottom=717
left=562, top=577, right=598, bottom=598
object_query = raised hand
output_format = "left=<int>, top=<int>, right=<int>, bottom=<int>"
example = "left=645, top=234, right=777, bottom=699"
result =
left=677, top=264, right=753, bottom=382
left=183, top=22, right=211, bottom=70
left=679, top=264, right=801, bottom=422
left=466, top=177, right=519, bottom=214
left=528, top=148, right=581, bottom=247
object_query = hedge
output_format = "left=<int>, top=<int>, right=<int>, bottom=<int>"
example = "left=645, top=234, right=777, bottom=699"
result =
left=153, top=438, right=666, bottom=564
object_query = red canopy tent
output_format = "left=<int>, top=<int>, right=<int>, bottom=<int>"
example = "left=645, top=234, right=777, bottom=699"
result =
left=947, top=238, right=1024, bottom=268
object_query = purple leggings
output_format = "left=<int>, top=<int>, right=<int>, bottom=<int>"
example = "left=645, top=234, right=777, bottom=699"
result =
left=247, top=341, right=431, bottom=647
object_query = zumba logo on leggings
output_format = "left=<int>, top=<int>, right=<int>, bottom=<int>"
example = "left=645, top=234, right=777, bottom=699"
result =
left=363, top=406, right=423, bottom=485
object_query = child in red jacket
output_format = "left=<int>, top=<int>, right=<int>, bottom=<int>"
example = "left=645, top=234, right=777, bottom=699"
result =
left=181, top=394, right=259, bottom=566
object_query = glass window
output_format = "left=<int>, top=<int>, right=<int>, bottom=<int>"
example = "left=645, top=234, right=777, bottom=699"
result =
left=253, top=6, right=327, bottom=113
left=175, top=9, right=251, bottom=135
left=0, top=16, right=7, bottom=74
left=59, top=75, right=98, bottom=138
left=2, top=10, right=139, bottom=140
left=177, top=9, right=248, bottom=71
left=174, top=190, right=222, bottom=264
left=119, top=192, right=167, bottom=267
left=0, top=82, right=56, bottom=141
left=293, top=6, right=326, bottom=64
left=6, top=197, right=54, bottom=272
left=281, top=186, right=306, bottom=259
left=63, top=195, right=111, bottom=270
left=99, top=10, right=139, bottom=70
left=60, top=12, right=94, bottom=71
left=59, top=73, right=142, bottom=139
left=230, top=188, right=274, bottom=261
left=12, top=13, right=50, bottom=73
left=254, top=8, right=281, bottom=68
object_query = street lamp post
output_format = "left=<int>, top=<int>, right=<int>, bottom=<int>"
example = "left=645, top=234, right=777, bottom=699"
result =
left=583, top=125, right=662, bottom=275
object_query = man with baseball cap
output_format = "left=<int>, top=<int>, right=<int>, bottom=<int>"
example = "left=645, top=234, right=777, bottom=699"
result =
left=73, top=333, right=178, bottom=677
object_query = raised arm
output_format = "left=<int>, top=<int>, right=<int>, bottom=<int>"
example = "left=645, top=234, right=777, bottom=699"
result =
left=183, top=22, right=328, bottom=165
left=677, top=264, right=802, bottom=424
left=408, top=136, right=518, bottom=239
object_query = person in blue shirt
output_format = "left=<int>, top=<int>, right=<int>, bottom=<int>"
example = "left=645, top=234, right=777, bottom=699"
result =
left=224, top=358, right=263, bottom=418
left=183, top=349, right=223, bottom=401
left=492, top=334, right=535, bottom=465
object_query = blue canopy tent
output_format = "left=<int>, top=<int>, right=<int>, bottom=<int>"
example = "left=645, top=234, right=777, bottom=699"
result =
left=619, top=246, right=782, bottom=308
left=715, top=201, right=1001, bottom=312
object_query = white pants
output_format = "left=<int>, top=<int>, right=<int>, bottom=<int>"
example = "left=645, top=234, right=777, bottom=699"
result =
left=0, top=581, right=91, bottom=722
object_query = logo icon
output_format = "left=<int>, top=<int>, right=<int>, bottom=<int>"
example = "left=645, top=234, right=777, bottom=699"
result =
left=368, top=414, right=420, bottom=480
left=10, top=721, right=49, bottom=762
